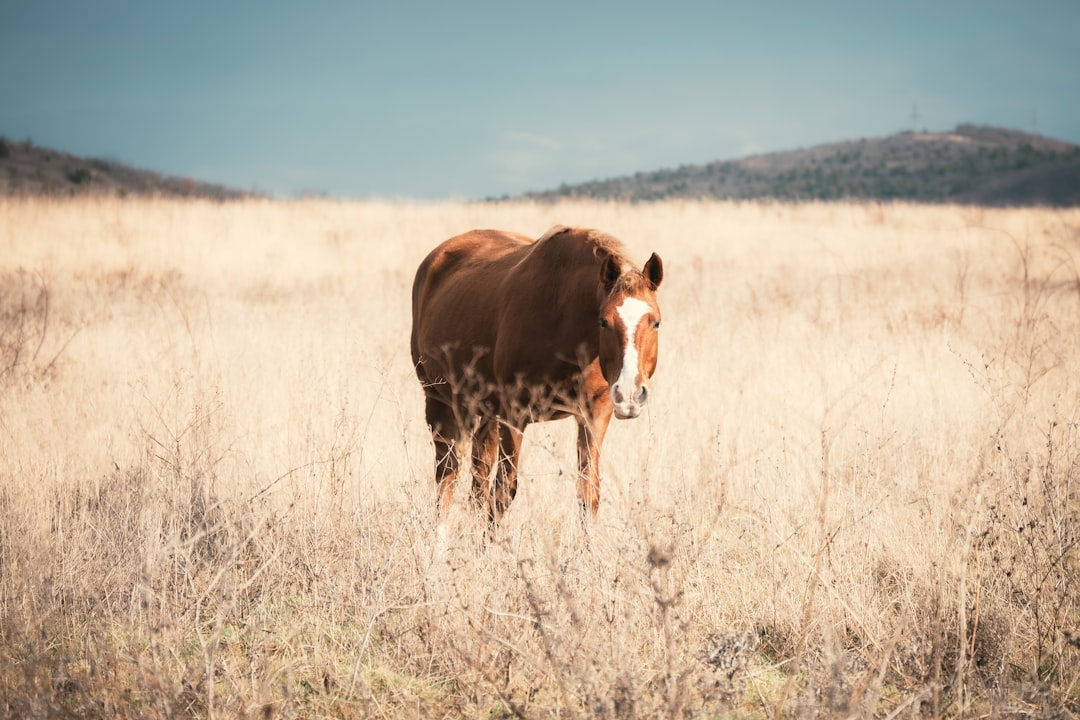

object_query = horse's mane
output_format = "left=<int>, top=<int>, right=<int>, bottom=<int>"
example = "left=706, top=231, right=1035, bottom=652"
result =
left=537, top=225, right=635, bottom=267
left=536, top=226, right=651, bottom=296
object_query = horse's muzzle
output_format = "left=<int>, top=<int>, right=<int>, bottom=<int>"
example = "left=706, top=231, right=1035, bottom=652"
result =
left=612, top=384, right=648, bottom=419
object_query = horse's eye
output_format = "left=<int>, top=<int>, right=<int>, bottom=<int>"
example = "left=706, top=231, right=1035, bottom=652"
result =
left=600, top=318, right=610, bottom=329
left=653, top=320, right=661, bottom=329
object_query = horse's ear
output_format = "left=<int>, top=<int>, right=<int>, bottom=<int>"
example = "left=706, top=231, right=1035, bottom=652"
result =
left=601, top=254, right=621, bottom=292
left=644, top=253, right=663, bottom=290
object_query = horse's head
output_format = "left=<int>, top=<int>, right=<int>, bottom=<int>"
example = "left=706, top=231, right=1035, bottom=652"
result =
left=598, top=252, right=664, bottom=419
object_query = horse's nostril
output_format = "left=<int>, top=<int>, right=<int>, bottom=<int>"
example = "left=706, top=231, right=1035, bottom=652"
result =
left=612, top=385, right=624, bottom=404
left=637, top=386, right=648, bottom=404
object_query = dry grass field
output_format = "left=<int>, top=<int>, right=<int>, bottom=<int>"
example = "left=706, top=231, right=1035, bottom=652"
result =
left=1, top=197, right=1078, bottom=718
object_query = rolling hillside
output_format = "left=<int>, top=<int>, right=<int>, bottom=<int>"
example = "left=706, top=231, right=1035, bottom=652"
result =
left=521, top=124, right=1080, bottom=206
left=5, top=124, right=1079, bottom=205
left=0, top=136, right=249, bottom=199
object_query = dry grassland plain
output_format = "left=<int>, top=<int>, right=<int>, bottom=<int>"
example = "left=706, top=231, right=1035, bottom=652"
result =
left=1, top=197, right=1078, bottom=718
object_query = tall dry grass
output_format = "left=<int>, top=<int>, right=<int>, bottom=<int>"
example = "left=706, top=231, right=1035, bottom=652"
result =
left=1, top=196, right=1078, bottom=718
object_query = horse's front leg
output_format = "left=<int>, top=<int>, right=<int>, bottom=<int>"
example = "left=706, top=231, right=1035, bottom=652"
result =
left=576, top=394, right=613, bottom=519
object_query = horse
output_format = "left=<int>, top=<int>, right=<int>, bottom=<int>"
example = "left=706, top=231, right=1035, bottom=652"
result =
left=410, top=225, right=663, bottom=527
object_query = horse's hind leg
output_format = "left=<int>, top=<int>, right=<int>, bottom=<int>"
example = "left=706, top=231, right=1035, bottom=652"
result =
left=470, top=418, right=498, bottom=513
left=489, top=421, right=524, bottom=527
left=425, top=395, right=461, bottom=516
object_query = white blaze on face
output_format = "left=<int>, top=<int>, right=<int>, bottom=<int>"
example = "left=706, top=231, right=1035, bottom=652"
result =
left=612, top=296, right=651, bottom=418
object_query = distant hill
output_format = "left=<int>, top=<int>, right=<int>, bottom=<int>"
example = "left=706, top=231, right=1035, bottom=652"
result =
left=0, top=136, right=250, bottom=200
left=519, top=124, right=1080, bottom=206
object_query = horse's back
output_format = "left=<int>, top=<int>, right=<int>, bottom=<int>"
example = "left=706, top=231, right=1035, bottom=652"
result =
left=411, top=229, right=532, bottom=381
left=412, top=229, right=531, bottom=324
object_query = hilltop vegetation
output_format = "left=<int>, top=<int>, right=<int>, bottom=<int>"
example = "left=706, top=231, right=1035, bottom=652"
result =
left=523, top=124, right=1080, bottom=206
left=0, top=135, right=249, bottom=199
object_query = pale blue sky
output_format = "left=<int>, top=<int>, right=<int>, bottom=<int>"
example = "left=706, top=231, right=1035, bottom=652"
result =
left=3, top=1, right=1078, bottom=199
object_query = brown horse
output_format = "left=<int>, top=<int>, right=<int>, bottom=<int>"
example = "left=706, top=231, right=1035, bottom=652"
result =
left=410, top=226, right=663, bottom=526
